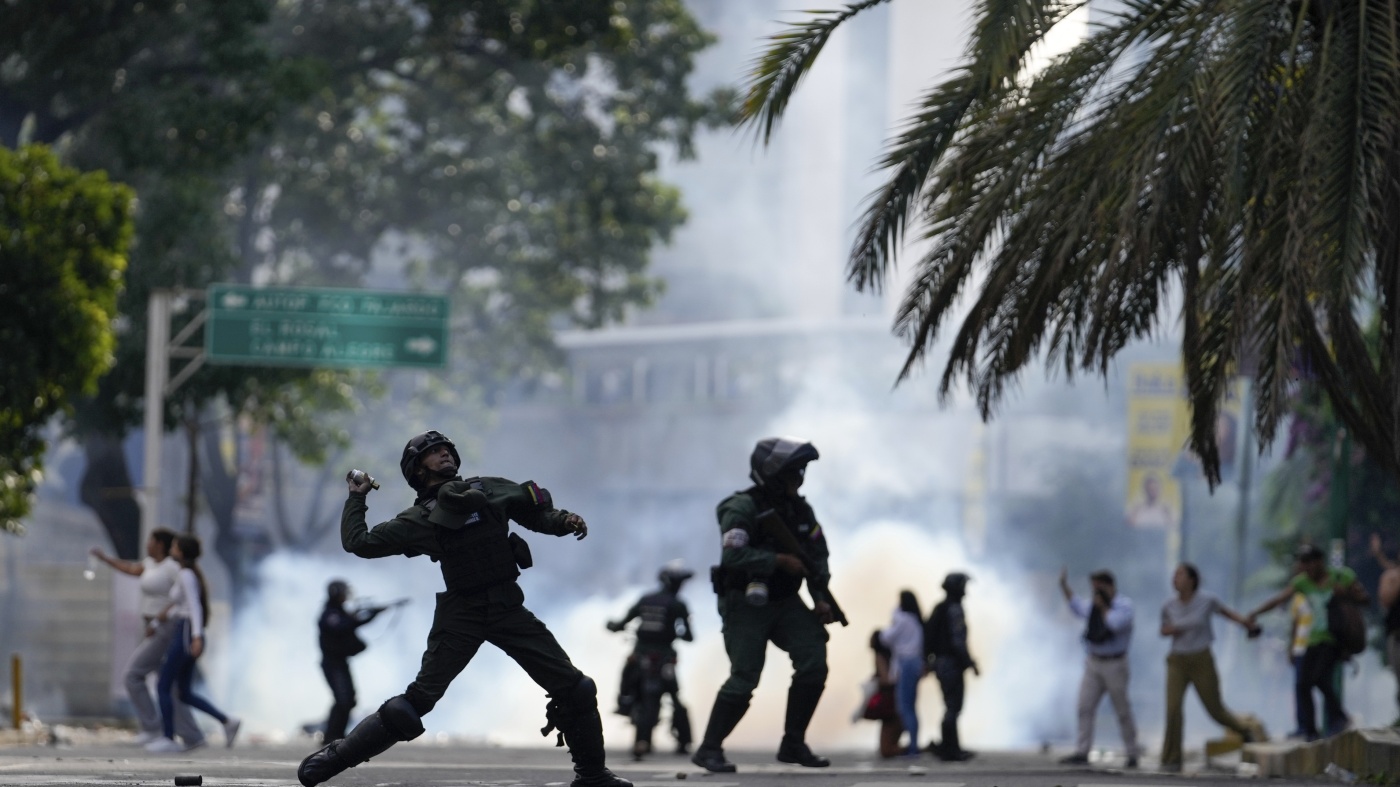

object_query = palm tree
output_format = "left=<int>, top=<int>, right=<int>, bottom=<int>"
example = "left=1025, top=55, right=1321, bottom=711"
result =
left=739, top=0, right=1400, bottom=486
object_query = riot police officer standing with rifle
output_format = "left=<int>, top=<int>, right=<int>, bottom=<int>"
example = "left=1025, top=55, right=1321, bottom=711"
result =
left=691, top=437, right=845, bottom=773
left=297, top=430, right=630, bottom=787
left=606, top=560, right=695, bottom=760
left=317, top=579, right=400, bottom=743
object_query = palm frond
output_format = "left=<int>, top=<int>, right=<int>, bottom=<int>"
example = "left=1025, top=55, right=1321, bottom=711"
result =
left=847, top=0, right=1087, bottom=293
left=736, top=0, right=892, bottom=144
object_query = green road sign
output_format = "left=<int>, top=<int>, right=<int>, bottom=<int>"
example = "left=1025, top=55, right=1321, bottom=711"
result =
left=206, top=284, right=449, bottom=369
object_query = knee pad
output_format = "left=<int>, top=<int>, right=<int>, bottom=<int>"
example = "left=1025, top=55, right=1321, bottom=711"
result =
left=379, top=695, right=425, bottom=741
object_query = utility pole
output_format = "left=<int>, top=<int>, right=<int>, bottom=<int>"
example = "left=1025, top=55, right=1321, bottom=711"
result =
left=1233, top=380, right=1255, bottom=607
left=1329, top=427, right=1352, bottom=567
left=141, top=292, right=171, bottom=543
left=140, top=290, right=207, bottom=543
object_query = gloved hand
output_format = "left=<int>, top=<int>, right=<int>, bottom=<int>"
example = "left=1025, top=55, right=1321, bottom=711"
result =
left=606, top=620, right=624, bottom=632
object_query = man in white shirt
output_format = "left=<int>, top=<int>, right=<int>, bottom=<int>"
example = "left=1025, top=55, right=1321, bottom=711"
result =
left=1058, top=568, right=1139, bottom=768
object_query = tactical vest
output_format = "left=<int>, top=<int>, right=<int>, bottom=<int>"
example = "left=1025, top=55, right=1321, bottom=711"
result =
left=744, top=488, right=813, bottom=603
left=634, top=590, right=680, bottom=648
left=431, top=479, right=520, bottom=595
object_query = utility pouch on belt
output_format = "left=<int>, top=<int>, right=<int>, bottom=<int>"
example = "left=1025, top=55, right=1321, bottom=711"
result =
left=509, top=532, right=533, bottom=570
left=710, top=565, right=746, bottom=594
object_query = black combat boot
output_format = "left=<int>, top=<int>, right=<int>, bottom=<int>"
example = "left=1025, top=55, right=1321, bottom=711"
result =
left=671, top=703, right=692, bottom=754
left=690, top=697, right=748, bottom=773
left=935, top=718, right=974, bottom=761
left=549, top=680, right=632, bottom=787
left=297, top=713, right=396, bottom=787
left=776, top=683, right=829, bottom=767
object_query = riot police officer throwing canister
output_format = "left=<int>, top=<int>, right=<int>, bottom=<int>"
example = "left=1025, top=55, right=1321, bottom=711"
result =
left=607, top=560, right=695, bottom=760
left=318, top=580, right=390, bottom=742
left=297, top=431, right=630, bottom=787
left=691, top=437, right=840, bottom=773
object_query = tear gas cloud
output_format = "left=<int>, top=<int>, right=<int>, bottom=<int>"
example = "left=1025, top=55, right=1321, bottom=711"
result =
left=220, top=0, right=1400, bottom=759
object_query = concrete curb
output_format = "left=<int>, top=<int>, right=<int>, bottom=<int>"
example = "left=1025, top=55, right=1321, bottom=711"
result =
left=1244, top=727, right=1400, bottom=779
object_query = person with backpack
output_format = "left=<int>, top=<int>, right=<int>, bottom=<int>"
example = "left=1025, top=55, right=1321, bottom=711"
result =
left=924, top=573, right=978, bottom=761
left=1247, top=544, right=1368, bottom=741
left=1158, top=563, right=1262, bottom=772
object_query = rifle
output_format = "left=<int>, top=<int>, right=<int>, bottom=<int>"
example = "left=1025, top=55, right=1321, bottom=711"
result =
left=754, top=509, right=848, bottom=626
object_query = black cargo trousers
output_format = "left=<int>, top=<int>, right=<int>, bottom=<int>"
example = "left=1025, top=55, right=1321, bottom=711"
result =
left=405, top=581, right=582, bottom=714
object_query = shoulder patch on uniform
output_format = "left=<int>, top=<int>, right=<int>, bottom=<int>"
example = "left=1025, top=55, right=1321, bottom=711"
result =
left=808, top=523, right=823, bottom=541
left=522, top=480, right=553, bottom=509
left=722, top=528, right=749, bottom=549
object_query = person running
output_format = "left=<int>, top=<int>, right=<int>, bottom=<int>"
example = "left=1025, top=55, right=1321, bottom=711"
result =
left=1158, top=563, right=1261, bottom=772
left=145, top=534, right=241, bottom=752
left=90, top=529, right=204, bottom=749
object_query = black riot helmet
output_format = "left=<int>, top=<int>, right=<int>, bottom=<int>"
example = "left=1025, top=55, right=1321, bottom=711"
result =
left=748, top=436, right=819, bottom=487
left=658, top=559, right=694, bottom=592
left=327, top=579, right=350, bottom=604
left=400, top=430, right=461, bottom=489
left=942, top=572, right=971, bottom=596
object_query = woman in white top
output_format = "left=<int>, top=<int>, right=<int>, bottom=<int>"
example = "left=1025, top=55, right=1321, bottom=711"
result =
left=146, top=535, right=240, bottom=753
left=879, top=590, right=925, bottom=756
left=1158, top=563, right=1260, bottom=771
left=90, top=530, right=204, bottom=747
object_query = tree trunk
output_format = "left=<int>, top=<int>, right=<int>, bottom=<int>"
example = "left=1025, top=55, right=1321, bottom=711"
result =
left=198, top=420, right=255, bottom=607
left=78, top=434, right=142, bottom=560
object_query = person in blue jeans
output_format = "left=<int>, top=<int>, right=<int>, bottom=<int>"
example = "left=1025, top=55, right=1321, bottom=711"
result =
left=145, top=535, right=241, bottom=753
left=879, top=590, right=924, bottom=756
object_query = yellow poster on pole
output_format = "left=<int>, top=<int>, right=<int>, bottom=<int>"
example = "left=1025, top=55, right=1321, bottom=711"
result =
left=1125, top=363, right=1188, bottom=530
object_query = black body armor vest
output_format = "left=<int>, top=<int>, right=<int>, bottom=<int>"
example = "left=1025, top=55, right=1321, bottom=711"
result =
left=432, top=480, right=520, bottom=595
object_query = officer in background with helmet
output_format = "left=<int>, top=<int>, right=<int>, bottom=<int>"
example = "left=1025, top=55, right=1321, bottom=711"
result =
left=607, top=560, right=695, bottom=760
left=317, top=579, right=388, bottom=743
left=691, top=436, right=835, bottom=773
left=924, top=572, right=978, bottom=761
left=297, top=430, right=630, bottom=787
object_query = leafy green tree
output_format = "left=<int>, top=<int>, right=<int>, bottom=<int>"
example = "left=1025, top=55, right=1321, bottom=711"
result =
left=194, top=0, right=728, bottom=593
left=0, top=145, right=133, bottom=533
left=1263, top=384, right=1400, bottom=560
left=1, top=0, right=314, bottom=558
left=2, top=1, right=726, bottom=592
left=739, top=0, right=1400, bottom=487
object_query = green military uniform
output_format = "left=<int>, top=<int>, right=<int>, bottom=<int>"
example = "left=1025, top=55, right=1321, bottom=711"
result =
left=691, top=436, right=834, bottom=774
left=340, top=476, right=583, bottom=713
left=713, top=486, right=831, bottom=704
left=300, top=431, right=628, bottom=787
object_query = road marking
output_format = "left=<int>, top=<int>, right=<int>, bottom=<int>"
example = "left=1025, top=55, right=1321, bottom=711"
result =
left=1080, top=783, right=1181, bottom=787
left=850, top=782, right=966, bottom=787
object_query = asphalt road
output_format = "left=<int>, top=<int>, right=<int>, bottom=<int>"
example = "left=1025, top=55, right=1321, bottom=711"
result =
left=0, top=741, right=1335, bottom=787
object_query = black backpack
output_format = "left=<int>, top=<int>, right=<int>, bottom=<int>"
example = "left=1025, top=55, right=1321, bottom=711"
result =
left=925, top=602, right=951, bottom=659
left=1327, top=592, right=1367, bottom=658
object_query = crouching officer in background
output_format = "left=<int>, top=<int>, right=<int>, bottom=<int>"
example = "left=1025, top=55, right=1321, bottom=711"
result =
left=607, top=560, right=695, bottom=760
left=297, top=430, right=630, bottom=787
left=318, top=580, right=389, bottom=742
left=691, top=437, right=836, bottom=773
